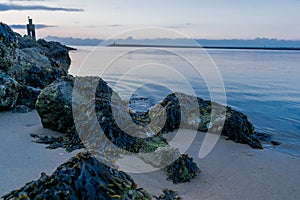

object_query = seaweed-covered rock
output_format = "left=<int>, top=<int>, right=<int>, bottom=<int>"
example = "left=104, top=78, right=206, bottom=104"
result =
left=155, top=92, right=263, bottom=148
left=2, top=152, right=152, bottom=200
left=222, top=107, right=262, bottom=148
left=0, top=71, right=19, bottom=110
left=34, top=76, right=167, bottom=153
left=166, top=154, right=201, bottom=184
left=154, top=189, right=182, bottom=200
left=35, top=76, right=74, bottom=133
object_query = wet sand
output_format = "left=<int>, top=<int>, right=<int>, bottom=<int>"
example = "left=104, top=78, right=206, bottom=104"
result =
left=0, top=110, right=299, bottom=199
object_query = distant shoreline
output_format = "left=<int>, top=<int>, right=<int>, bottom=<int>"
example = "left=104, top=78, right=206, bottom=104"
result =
left=107, top=43, right=300, bottom=51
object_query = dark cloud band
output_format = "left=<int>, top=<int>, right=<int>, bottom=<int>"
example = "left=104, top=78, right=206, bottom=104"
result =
left=10, top=24, right=57, bottom=29
left=0, top=3, right=84, bottom=12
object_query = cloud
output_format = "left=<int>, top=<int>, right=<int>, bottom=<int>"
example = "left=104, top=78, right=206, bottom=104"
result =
left=0, top=3, right=84, bottom=12
left=165, top=23, right=191, bottom=29
left=9, top=0, right=46, bottom=1
left=10, top=24, right=57, bottom=29
left=108, top=24, right=122, bottom=27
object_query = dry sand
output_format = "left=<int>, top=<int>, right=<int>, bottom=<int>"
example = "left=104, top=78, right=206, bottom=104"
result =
left=0, top=110, right=299, bottom=199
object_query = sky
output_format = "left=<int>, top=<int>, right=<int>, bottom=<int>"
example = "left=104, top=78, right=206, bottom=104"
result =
left=1, top=0, right=300, bottom=40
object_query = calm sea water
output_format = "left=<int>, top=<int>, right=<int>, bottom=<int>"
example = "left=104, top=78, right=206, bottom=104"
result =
left=69, top=46, right=300, bottom=156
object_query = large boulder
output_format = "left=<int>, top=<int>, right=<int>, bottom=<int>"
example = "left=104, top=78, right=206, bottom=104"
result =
left=0, top=71, right=19, bottom=110
left=35, top=76, right=74, bottom=133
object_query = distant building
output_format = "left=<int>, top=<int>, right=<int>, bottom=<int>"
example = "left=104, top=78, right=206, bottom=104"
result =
left=27, top=17, right=36, bottom=41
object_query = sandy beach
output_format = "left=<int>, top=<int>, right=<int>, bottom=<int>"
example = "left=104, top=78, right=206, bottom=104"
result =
left=0, top=110, right=299, bottom=199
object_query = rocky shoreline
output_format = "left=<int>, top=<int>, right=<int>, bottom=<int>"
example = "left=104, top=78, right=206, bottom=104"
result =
left=1, top=22, right=275, bottom=199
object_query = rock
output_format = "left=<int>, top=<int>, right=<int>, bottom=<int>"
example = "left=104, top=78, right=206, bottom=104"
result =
left=1, top=22, right=71, bottom=90
left=0, top=22, right=73, bottom=111
left=155, top=92, right=264, bottom=149
left=15, top=33, right=36, bottom=49
left=222, top=107, right=262, bottom=149
left=2, top=152, right=152, bottom=200
left=16, top=85, right=41, bottom=108
left=35, top=76, right=74, bottom=133
left=37, top=39, right=71, bottom=71
left=165, top=154, right=201, bottom=184
left=271, top=140, right=281, bottom=146
left=0, top=71, right=19, bottom=110
left=7, top=47, right=67, bottom=88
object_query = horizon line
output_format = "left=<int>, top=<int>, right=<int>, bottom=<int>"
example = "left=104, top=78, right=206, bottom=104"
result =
left=44, top=35, right=300, bottom=41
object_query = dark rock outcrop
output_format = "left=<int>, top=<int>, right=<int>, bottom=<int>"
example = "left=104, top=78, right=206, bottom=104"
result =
left=0, top=70, right=19, bottom=110
left=0, top=22, right=73, bottom=111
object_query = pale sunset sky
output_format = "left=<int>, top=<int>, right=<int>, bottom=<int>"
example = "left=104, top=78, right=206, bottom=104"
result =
left=1, top=0, right=300, bottom=40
